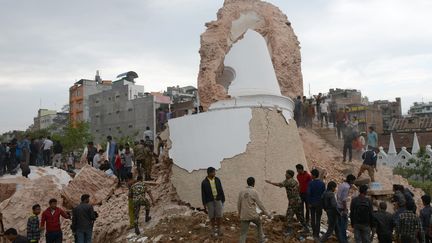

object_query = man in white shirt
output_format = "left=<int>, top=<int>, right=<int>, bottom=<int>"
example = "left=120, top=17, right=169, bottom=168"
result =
left=92, top=149, right=104, bottom=169
left=320, top=100, right=329, bottom=127
left=143, top=126, right=153, bottom=141
left=42, top=136, right=53, bottom=166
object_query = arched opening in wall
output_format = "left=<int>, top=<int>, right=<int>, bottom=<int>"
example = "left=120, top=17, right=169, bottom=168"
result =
left=216, top=66, right=236, bottom=92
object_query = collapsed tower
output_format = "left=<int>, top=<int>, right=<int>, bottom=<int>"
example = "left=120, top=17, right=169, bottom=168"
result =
left=166, top=0, right=307, bottom=214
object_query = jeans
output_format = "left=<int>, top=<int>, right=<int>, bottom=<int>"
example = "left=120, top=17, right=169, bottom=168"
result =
left=299, top=193, right=310, bottom=224
left=109, top=156, right=115, bottom=171
left=337, top=211, right=348, bottom=243
left=43, top=149, right=51, bottom=166
left=36, top=153, right=44, bottom=166
left=354, top=224, right=371, bottom=243
left=76, top=230, right=92, bottom=243
left=343, top=143, right=353, bottom=161
left=337, top=123, right=345, bottom=139
left=310, top=204, right=322, bottom=237
left=321, top=112, right=328, bottom=127
left=46, top=231, right=62, bottom=243
left=320, top=209, right=340, bottom=242
left=239, top=219, right=265, bottom=243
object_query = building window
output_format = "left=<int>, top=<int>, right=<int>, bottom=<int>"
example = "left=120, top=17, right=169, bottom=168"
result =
left=96, top=129, right=99, bottom=132
left=115, top=95, right=120, bottom=99
left=116, top=110, right=120, bottom=114
left=128, top=124, right=133, bottom=128
left=108, top=112, right=112, bottom=115
left=109, top=128, right=112, bottom=131
left=95, top=100, right=99, bottom=104
left=128, top=108, right=133, bottom=112
left=108, top=97, right=112, bottom=101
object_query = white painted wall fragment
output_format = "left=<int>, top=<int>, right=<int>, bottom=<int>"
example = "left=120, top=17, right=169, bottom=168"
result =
left=168, top=108, right=252, bottom=172
left=225, top=30, right=281, bottom=97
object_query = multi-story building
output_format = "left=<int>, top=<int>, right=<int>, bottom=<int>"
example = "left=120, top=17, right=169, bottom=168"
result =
left=372, top=98, right=402, bottom=132
left=328, top=88, right=363, bottom=108
left=346, top=104, right=383, bottom=134
left=32, top=109, right=69, bottom=132
left=69, top=71, right=112, bottom=125
left=409, top=102, right=432, bottom=117
left=89, top=73, right=170, bottom=143
left=164, top=85, right=197, bottom=117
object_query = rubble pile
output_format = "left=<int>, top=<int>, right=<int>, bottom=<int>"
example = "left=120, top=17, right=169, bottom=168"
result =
left=0, top=176, right=62, bottom=234
left=61, top=165, right=118, bottom=208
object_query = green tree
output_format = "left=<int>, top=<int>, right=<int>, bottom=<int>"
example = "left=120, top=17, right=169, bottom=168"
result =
left=58, top=122, right=93, bottom=153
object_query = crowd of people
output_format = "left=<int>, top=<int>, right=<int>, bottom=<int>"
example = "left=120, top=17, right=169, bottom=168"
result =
left=1, top=173, right=157, bottom=243
left=0, top=135, right=71, bottom=178
left=202, top=165, right=432, bottom=243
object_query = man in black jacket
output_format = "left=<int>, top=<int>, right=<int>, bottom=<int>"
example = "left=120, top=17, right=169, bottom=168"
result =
left=350, top=185, right=373, bottom=243
left=72, top=194, right=98, bottom=243
left=320, top=181, right=340, bottom=242
left=372, top=201, right=393, bottom=243
left=201, top=167, right=225, bottom=237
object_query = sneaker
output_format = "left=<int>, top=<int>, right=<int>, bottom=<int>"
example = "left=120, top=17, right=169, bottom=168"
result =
left=134, top=226, right=141, bottom=235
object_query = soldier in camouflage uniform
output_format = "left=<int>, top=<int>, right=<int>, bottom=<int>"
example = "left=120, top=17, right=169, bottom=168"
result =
left=130, top=175, right=155, bottom=235
left=266, top=170, right=309, bottom=234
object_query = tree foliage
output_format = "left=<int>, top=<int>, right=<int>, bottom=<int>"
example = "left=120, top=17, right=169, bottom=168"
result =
left=393, top=148, right=432, bottom=182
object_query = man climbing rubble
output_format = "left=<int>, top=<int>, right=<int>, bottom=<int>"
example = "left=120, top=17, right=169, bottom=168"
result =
left=201, top=167, right=226, bottom=237
left=130, top=175, right=155, bottom=235
left=357, top=146, right=377, bottom=182
left=238, top=177, right=270, bottom=243
left=266, top=170, right=309, bottom=235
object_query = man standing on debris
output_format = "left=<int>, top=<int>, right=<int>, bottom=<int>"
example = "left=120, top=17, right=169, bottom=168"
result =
left=367, top=127, right=378, bottom=150
left=336, top=174, right=356, bottom=243
left=357, top=146, right=377, bottom=182
left=342, top=126, right=355, bottom=163
left=134, top=140, right=146, bottom=177
left=294, top=96, right=303, bottom=127
left=40, top=198, right=70, bottom=243
left=320, top=99, right=329, bottom=127
left=266, top=170, right=309, bottom=235
left=71, top=194, right=98, bottom=243
left=320, top=181, right=340, bottom=242
left=295, top=164, right=312, bottom=226
left=238, top=177, right=270, bottom=243
left=107, top=136, right=117, bottom=172
left=371, top=201, right=393, bottom=243
left=130, top=175, right=155, bottom=235
left=86, top=142, right=97, bottom=166
left=41, top=136, right=53, bottom=166
left=52, top=140, right=63, bottom=168
left=143, top=139, right=153, bottom=180
left=307, top=169, right=326, bottom=240
left=27, top=204, right=41, bottom=243
left=336, top=108, right=347, bottom=139
left=350, top=185, right=373, bottom=243
left=201, top=167, right=226, bottom=237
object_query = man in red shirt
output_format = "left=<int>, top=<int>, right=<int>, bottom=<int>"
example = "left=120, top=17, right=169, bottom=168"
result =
left=40, top=198, right=70, bottom=243
left=296, top=164, right=312, bottom=226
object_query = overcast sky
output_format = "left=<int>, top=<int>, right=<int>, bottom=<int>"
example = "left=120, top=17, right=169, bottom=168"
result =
left=1, top=0, right=431, bottom=133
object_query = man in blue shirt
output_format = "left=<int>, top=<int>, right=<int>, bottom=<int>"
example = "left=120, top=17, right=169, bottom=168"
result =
left=367, top=126, right=378, bottom=150
left=307, top=169, right=326, bottom=240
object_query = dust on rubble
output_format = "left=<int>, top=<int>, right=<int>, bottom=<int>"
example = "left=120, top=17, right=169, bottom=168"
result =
left=133, top=212, right=338, bottom=243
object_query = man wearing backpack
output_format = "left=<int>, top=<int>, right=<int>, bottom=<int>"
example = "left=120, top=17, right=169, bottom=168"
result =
left=357, top=146, right=377, bottom=182
left=320, top=181, right=340, bottom=242
left=350, top=185, right=373, bottom=243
